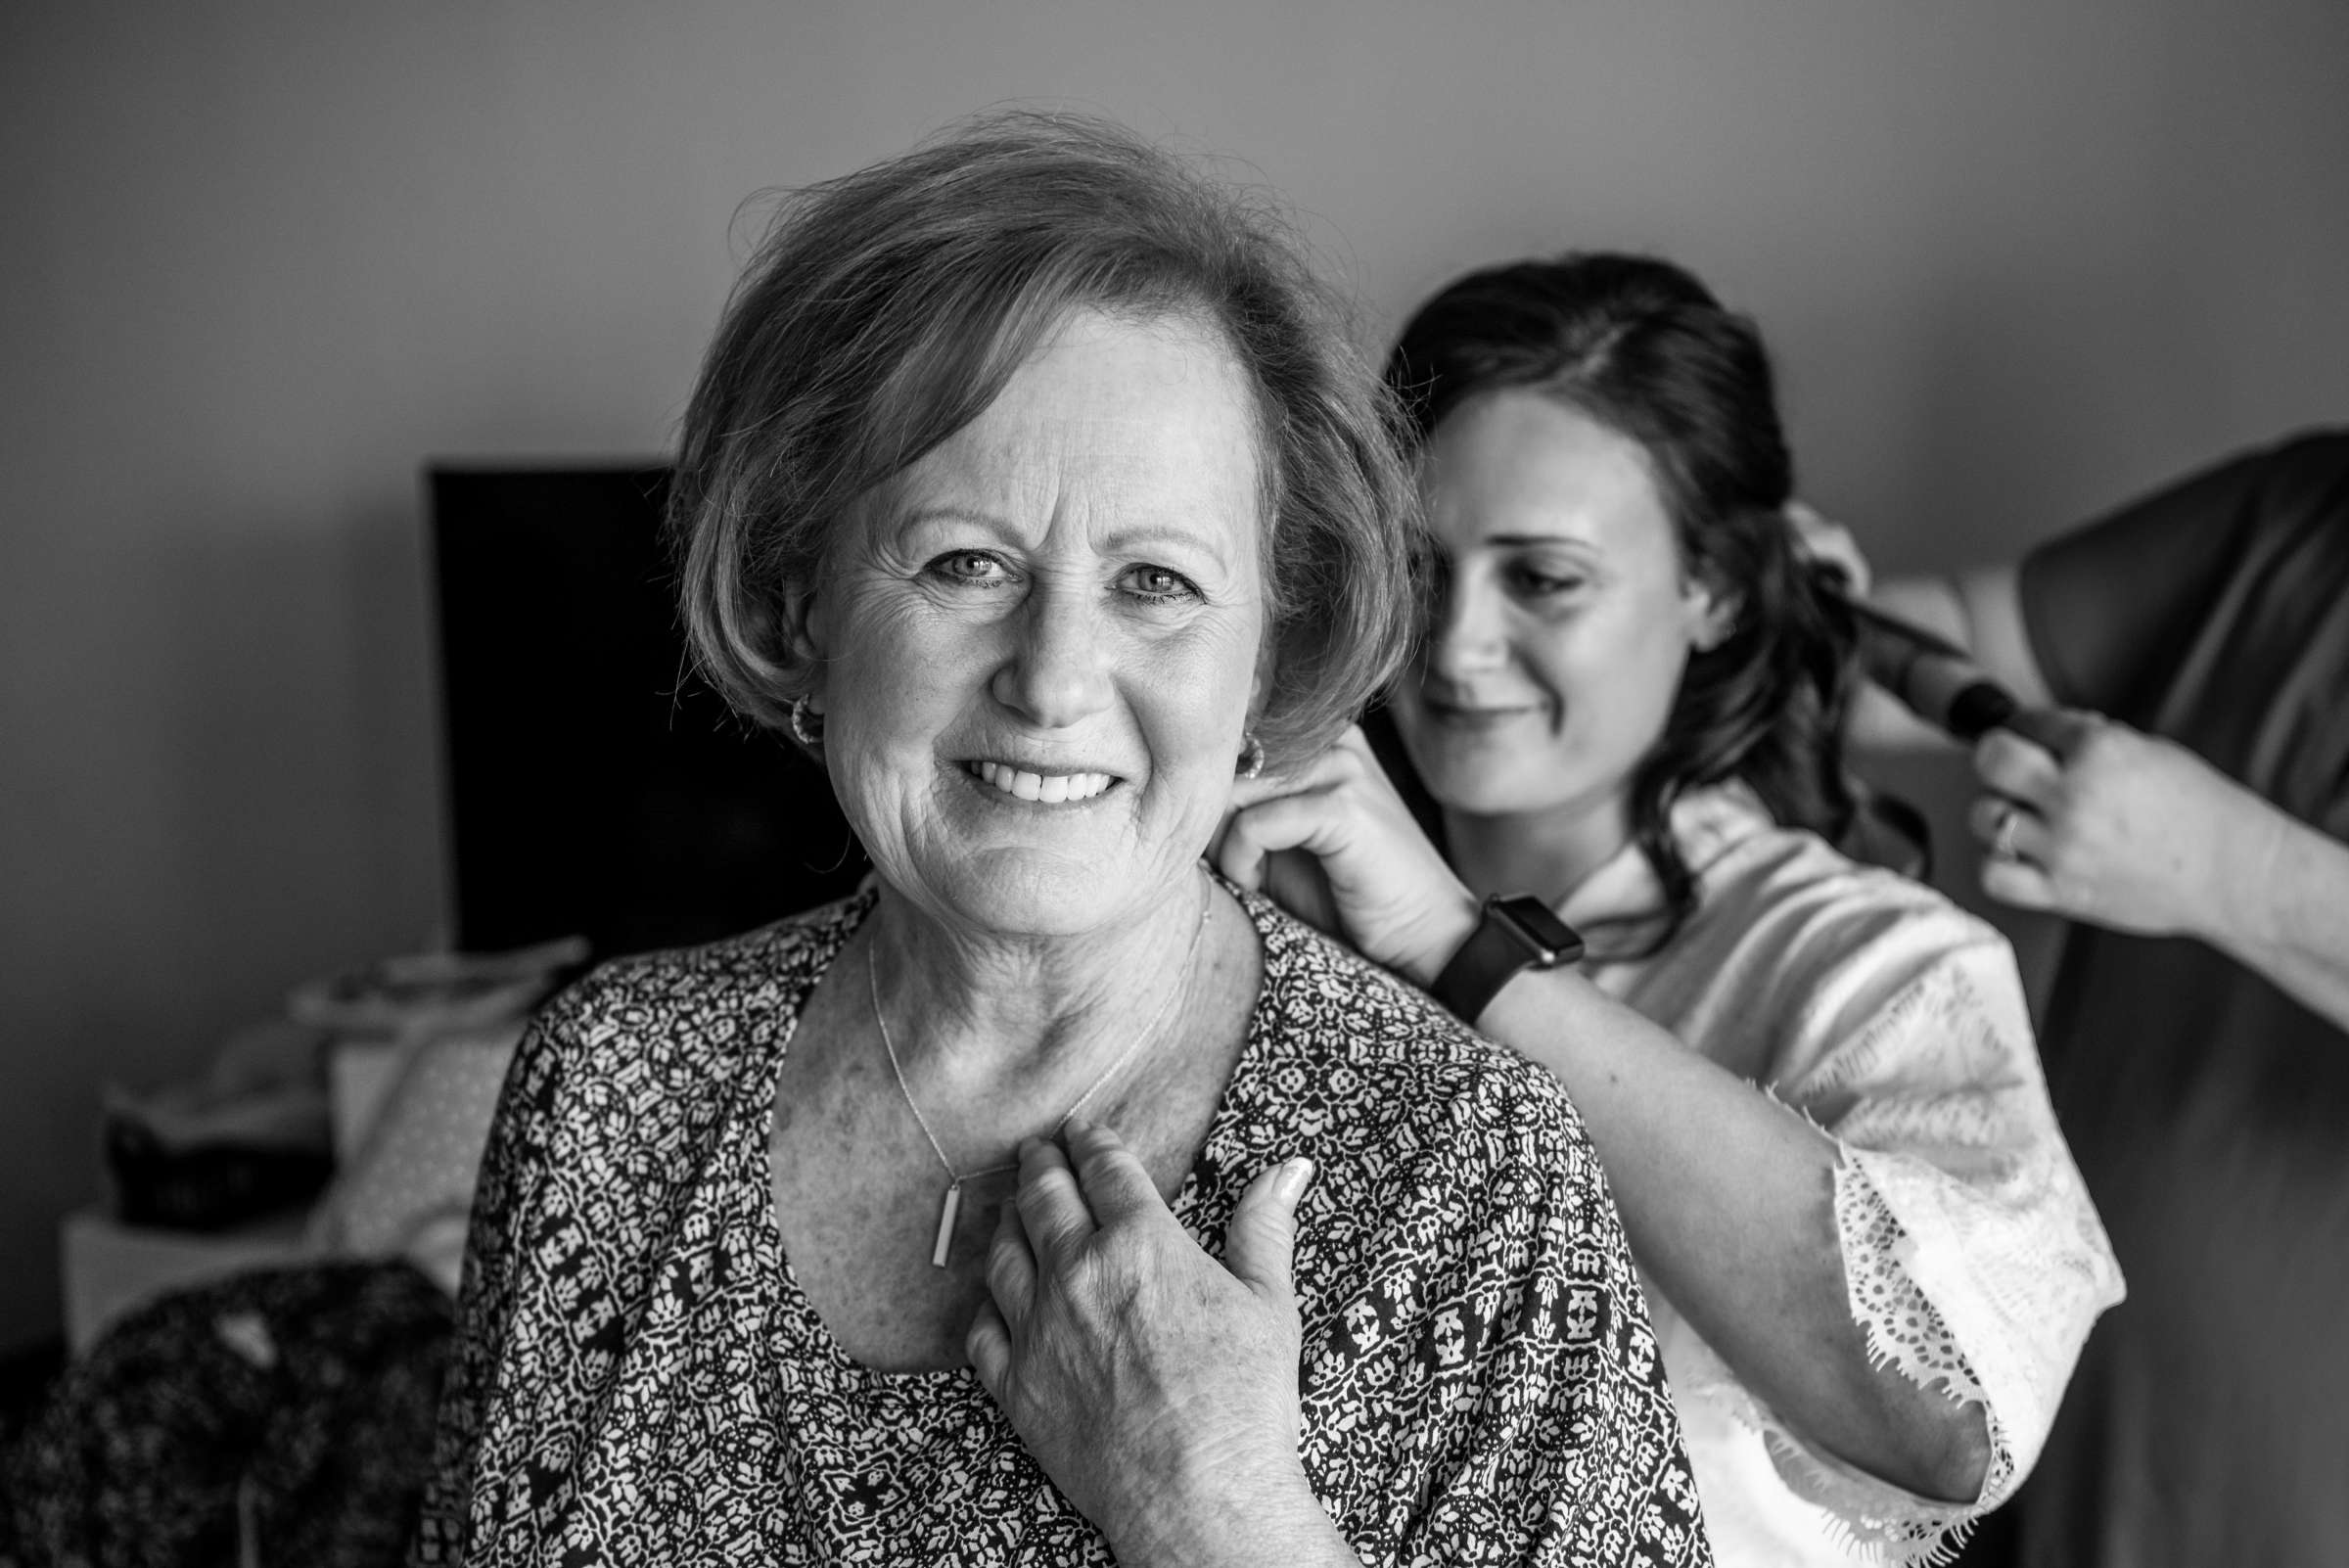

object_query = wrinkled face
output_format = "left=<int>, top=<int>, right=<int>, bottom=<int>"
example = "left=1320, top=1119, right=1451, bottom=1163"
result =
left=1389, top=391, right=1726, bottom=829
left=802, top=309, right=1267, bottom=938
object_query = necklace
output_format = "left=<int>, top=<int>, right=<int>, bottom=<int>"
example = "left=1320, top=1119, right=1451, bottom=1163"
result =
left=868, top=874, right=1215, bottom=1268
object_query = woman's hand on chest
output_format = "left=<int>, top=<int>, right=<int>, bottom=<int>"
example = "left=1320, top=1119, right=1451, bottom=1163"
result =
left=967, top=1122, right=1355, bottom=1567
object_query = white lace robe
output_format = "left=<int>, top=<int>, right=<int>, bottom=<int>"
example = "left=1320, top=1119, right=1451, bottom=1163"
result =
left=1560, top=787, right=2124, bottom=1566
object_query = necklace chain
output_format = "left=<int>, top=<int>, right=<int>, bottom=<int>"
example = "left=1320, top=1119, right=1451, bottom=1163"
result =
left=867, top=871, right=1215, bottom=1186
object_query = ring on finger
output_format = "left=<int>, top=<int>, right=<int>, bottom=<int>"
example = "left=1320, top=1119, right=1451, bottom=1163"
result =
left=1992, top=802, right=2022, bottom=861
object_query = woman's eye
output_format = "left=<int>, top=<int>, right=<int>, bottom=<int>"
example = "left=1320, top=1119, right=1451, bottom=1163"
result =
left=1509, top=564, right=1586, bottom=597
left=929, top=550, right=1010, bottom=585
left=1120, top=564, right=1198, bottom=602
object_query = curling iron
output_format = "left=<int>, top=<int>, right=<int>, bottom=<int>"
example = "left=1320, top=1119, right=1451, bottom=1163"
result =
left=1845, top=599, right=2021, bottom=741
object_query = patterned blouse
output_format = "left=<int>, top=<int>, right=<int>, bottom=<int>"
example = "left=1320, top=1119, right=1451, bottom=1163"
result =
left=412, top=884, right=1711, bottom=1566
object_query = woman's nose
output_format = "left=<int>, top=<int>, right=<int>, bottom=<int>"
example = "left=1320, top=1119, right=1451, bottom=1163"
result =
left=991, top=584, right=1115, bottom=728
left=1426, top=569, right=1506, bottom=683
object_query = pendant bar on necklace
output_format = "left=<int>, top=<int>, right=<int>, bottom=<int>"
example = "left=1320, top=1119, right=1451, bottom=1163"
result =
left=933, top=1181, right=962, bottom=1269
left=871, top=873, right=1214, bottom=1268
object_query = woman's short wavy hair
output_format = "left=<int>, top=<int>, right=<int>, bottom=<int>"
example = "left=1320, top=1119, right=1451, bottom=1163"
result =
left=670, top=112, right=1416, bottom=766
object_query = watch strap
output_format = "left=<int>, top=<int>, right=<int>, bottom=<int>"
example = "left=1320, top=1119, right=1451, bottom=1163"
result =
left=1431, top=894, right=1584, bottom=1022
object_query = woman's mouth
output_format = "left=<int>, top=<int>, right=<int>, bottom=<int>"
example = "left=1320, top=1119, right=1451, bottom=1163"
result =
left=963, top=760, right=1118, bottom=804
left=1423, top=699, right=1541, bottom=731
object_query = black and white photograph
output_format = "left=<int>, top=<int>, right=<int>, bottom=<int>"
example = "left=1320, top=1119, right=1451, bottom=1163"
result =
left=4, top=3, right=2346, bottom=1563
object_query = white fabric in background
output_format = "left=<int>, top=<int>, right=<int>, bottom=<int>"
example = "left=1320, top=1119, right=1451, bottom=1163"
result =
left=1562, top=786, right=2124, bottom=1567
left=306, top=1025, right=523, bottom=1295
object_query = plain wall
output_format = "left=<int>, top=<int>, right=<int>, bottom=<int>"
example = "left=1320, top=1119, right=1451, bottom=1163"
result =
left=3, top=0, right=2346, bottom=1348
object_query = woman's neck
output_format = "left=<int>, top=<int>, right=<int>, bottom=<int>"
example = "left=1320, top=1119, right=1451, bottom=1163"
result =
left=861, top=868, right=1218, bottom=1099
left=1444, top=793, right=1633, bottom=907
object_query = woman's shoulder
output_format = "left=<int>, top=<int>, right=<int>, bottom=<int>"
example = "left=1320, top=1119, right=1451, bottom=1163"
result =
left=1690, top=800, right=2013, bottom=975
left=1228, top=891, right=1629, bottom=1289
left=1238, top=888, right=1587, bottom=1145
left=1586, top=786, right=2009, bottom=979
left=1659, top=801, right=2037, bottom=1087
left=525, top=893, right=872, bottom=1076
left=1226, top=898, right=1704, bottom=1567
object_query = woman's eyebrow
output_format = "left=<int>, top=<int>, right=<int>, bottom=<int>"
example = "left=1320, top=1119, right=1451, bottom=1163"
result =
left=895, top=504, right=1025, bottom=538
left=1481, top=530, right=1598, bottom=550
left=1099, top=523, right=1230, bottom=565
left=890, top=510, right=1237, bottom=577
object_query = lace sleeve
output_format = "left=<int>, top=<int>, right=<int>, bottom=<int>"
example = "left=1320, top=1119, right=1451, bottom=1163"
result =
left=1732, top=951, right=2125, bottom=1563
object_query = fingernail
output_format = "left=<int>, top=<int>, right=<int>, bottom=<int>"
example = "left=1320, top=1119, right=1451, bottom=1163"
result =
left=1276, top=1157, right=1314, bottom=1203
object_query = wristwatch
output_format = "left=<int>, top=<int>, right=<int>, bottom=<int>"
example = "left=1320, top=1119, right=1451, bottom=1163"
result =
left=1431, top=893, right=1585, bottom=1023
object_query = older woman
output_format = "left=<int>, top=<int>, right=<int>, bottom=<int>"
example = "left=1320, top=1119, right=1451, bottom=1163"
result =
left=411, top=121, right=1706, bottom=1565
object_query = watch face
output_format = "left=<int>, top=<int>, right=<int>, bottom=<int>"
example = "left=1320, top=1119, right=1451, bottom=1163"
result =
left=1493, top=894, right=1583, bottom=965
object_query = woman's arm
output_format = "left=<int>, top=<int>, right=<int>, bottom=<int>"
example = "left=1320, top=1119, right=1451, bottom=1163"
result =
left=2226, top=807, right=2349, bottom=1035
left=1449, top=938, right=1994, bottom=1505
left=1214, top=731, right=1994, bottom=1503
left=1975, top=709, right=2349, bottom=1035
left=1811, top=504, right=2349, bottom=1028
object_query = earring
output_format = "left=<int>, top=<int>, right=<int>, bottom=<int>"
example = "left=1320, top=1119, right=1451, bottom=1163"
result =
left=1237, top=733, right=1266, bottom=780
left=789, top=694, right=824, bottom=750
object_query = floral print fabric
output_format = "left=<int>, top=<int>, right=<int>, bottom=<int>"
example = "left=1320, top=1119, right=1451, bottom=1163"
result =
left=413, top=885, right=1710, bottom=1566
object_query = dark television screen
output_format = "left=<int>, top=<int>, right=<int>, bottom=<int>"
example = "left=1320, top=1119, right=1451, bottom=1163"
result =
left=429, top=464, right=868, bottom=957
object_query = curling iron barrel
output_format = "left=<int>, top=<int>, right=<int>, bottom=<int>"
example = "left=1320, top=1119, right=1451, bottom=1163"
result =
left=1845, top=599, right=2021, bottom=742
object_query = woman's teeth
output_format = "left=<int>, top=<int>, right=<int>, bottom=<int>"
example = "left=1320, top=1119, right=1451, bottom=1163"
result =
left=969, top=761, right=1114, bottom=804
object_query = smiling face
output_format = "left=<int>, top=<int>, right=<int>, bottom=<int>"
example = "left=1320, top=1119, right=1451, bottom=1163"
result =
left=1388, top=391, right=1727, bottom=844
left=800, top=308, right=1267, bottom=938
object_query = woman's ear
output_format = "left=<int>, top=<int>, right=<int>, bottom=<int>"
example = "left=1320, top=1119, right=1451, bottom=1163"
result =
left=1247, top=631, right=1276, bottom=726
left=780, top=580, right=829, bottom=682
left=1685, top=575, right=1739, bottom=654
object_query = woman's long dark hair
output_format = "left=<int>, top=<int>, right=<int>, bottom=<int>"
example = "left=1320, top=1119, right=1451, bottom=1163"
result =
left=1384, top=252, right=1896, bottom=948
